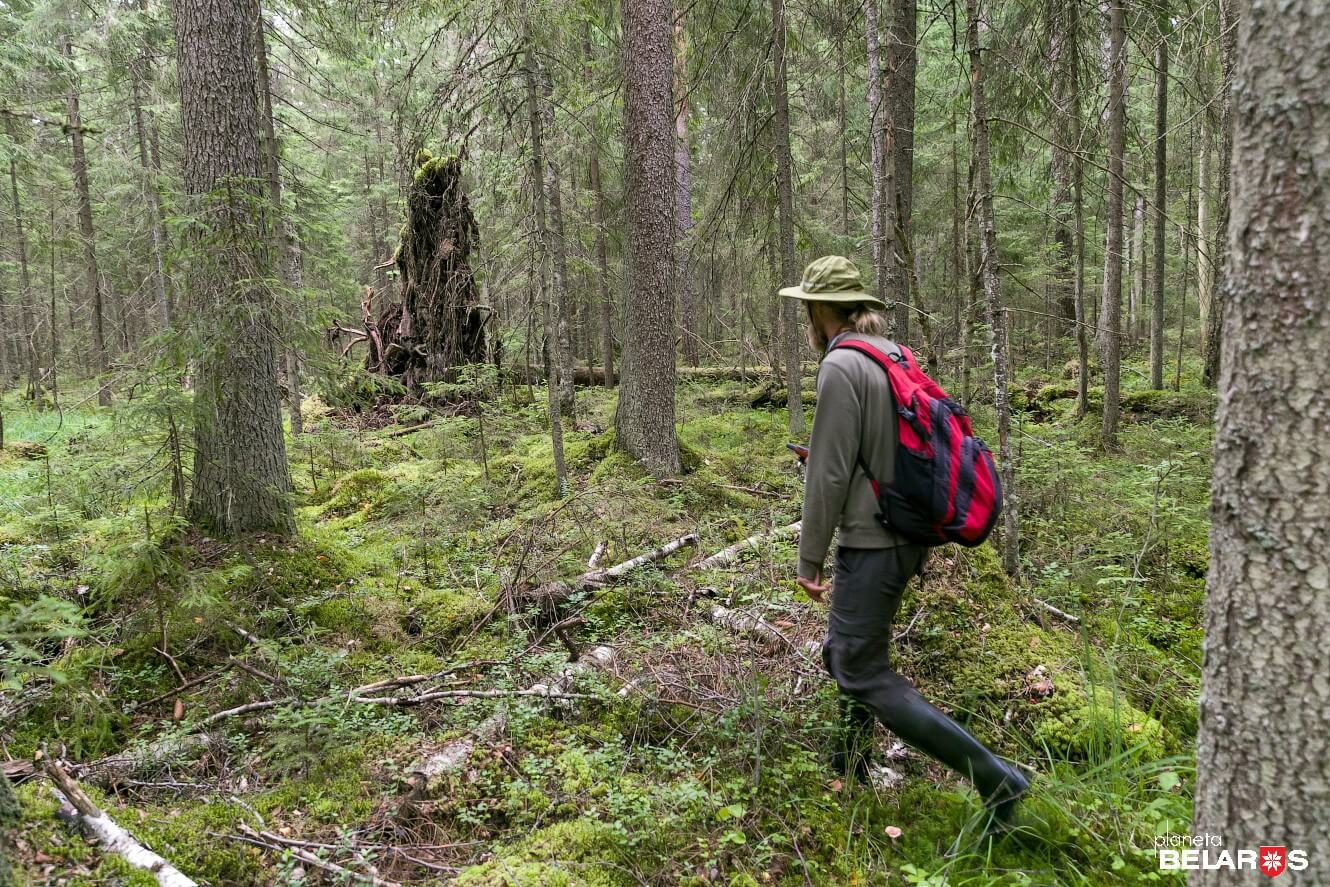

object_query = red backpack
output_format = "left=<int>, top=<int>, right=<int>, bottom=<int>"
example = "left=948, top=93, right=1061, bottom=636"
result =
left=832, top=339, right=1002, bottom=548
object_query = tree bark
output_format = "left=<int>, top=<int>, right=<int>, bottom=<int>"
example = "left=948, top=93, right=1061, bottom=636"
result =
left=588, top=140, right=616, bottom=388
left=175, top=0, right=294, bottom=537
left=1100, top=0, right=1127, bottom=449
left=540, top=70, right=577, bottom=419
left=674, top=13, right=698, bottom=367
left=1196, top=119, right=1214, bottom=339
left=62, top=35, right=110, bottom=406
left=770, top=0, right=804, bottom=436
left=1191, top=2, right=1330, bottom=878
left=7, top=153, right=39, bottom=400
left=1201, top=0, right=1235, bottom=388
left=524, top=32, right=569, bottom=495
left=1149, top=15, right=1168, bottom=390
left=130, top=33, right=172, bottom=330
left=615, top=0, right=682, bottom=478
left=256, top=8, right=300, bottom=436
left=966, top=0, right=1019, bottom=576
left=866, top=0, right=890, bottom=323
left=888, top=0, right=916, bottom=339
left=1048, top=0, right=1077, bottom=333
left=1131, top=190, right=1145, bottom=343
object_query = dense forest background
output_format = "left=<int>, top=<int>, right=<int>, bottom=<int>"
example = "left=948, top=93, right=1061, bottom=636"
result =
left=1, top=0, right=1327, bottom=884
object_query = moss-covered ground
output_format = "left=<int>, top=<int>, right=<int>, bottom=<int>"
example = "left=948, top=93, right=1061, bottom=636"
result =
left=0, top=359, right=1210, bottom=885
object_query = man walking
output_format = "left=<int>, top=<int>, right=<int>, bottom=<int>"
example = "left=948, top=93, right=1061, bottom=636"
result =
left=782, top=255, right=1029, bottom=830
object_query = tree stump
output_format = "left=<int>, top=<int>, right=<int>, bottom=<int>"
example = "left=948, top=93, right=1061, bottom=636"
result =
left=366, top=150, right=490, bottom=390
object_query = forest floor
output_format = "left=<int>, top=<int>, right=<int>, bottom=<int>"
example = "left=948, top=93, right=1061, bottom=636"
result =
left=1, top=358, right=1215, bottom=886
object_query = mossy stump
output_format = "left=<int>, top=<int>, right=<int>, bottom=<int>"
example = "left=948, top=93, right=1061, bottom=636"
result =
left=366, top=150, right=490, bottom=391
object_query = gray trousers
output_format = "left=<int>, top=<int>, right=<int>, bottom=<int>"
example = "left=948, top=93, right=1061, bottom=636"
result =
left=823, top=544, right=1012, bottom=796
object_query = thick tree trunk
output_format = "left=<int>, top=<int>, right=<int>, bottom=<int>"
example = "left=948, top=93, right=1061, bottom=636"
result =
left=888, top=0, right=917, bottom=340
left=62, top=36, right=110, bottom=406
left=674, top=14, right=698, bottom=367
left=1191, top=2, right=1330, bottom=879
left=966, top=0, right=1019, bottom=576
left=1201, top=0, right=1235, bottom=388
left=770, top=0, right=803, bottom=436
left=1100, top=0, right=1126, bottom=449
left=615, top=0, right=681, bottom=478
left=175, top=0, right=294, bottom=537
left=1149, top=17, right=1168, bottom=390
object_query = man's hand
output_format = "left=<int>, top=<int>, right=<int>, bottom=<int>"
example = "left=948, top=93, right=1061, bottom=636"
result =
left=797, top=573, right=831, bottom=603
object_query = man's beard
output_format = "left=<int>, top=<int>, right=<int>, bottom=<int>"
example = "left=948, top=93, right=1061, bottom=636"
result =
left=806, top=307, right=829, bottom=352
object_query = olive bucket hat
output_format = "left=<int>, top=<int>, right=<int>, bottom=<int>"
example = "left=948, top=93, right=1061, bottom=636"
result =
left=778, top=255, right=887, bottom=311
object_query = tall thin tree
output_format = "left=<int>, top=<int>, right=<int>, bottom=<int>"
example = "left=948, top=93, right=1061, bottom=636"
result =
left=966, top=0, right=1019, bottom=575
left=61, top=35, right=109, bottom=406
left=1200, top=0, right=1235, bottom=388
left=770, top=0, right=803, bottom=435
left=1149, top=9, right=1169, bottom=389
left=1100, top=0, right=1127, bottom=449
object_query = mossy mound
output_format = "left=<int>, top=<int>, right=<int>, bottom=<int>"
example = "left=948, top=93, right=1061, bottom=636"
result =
left=315, top=467, right=395, bottom=515
left=453, top=818, right=634, bottom=887
left=1033, top=684, right=1170, bottom=762
left=411, top=586, right=492, bottom=643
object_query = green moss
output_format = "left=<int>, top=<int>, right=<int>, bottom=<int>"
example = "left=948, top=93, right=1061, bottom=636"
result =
left=317, top=468, right=394, bottom=515
left=412, top=587, right=492, bottom=642
left=1033, top=684, right=1169, bottom=762
left=453, top=819, right=633, bottom=887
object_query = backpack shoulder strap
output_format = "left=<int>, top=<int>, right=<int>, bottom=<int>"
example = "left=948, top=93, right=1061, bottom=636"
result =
left=830, top=338, right=904, bottom=498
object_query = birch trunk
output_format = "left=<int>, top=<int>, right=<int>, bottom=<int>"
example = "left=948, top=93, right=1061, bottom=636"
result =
left=966, top=0, right=1019, bottom=576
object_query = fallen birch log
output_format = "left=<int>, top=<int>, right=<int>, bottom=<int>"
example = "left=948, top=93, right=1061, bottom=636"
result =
left=1030, top=597, right=1081, bottom=624
left=583, top=533, right=699, bottom=585
left=44, top=758, right=198, bottom=887
left=709, top=605, right=821, bottom=662
left=693, top=522, right=801, bottom=571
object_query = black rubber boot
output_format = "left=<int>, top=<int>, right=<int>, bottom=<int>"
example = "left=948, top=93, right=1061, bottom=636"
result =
left=865, top=677, right=1030, bottom=823
left=828, top=695, right=876, bottom=785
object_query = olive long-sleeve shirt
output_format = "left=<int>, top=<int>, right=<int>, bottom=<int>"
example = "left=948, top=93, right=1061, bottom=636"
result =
left=797, top=333, right=906, bottom=580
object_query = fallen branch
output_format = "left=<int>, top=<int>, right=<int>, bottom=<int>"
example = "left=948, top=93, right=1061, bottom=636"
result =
left=197, top=698, right=291, bottom=728
left=44, top=758, right=198, bottom=887
left=693, top=522, right=801, bottom=571
left=401, top=646, right=617, bottom=800
left=228, top=824, right=401, bottom=887
left=1031, top=597, right=1081, bottom=624
left=125, top=666, right=231, bottom=714
left=385, top=419, right=441, bottom=438
left=353, top=687, right=596, bottom=706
